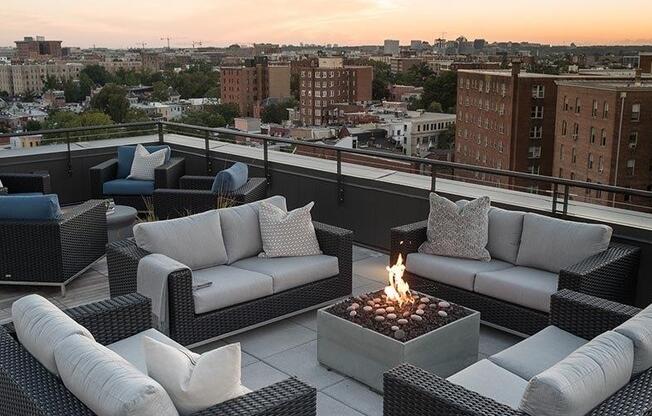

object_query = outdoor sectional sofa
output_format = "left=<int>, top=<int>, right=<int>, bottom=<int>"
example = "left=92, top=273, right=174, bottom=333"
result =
left=107, top=195, right=353, bottom=346
left=90, top=144, right=185, bottom=211
left=383, top=289, right=652, bottom=416
left=153, top=175, right=267, bottom=219
left=0, top=172, right=51, bottom=195
left=390, top=203, right=641, bottom=335
left=0, top=293, right=317, bottom=416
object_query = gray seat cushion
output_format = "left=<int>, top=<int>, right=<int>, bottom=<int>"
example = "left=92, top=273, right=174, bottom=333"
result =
left=134, top=210, right=228, bottom=271
left=232, top=255, right=339, bottom=293
left=218, top=196, right=287, bottom=264
left=457, top=201, right=525, bottom=264
left=614, top=303, right=652, bottom=376
left=516, top=213, right=612, bottom=273
left=448, top=359, right=528, bottom=409
left=474, top=266, right=559, bottom=312
left=489, top=326, right=588, bottom=380
left=192, top=266, right=273, bottom=314
left=519, top=331, right=633, bottom=416
left=107, top=328, right=189, bottom=374
left=406, top=253, right=513, bottom=291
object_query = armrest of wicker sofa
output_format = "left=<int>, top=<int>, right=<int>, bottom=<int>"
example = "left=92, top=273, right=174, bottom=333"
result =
left=65, top=293, right=152, bottom=345
left=550, top=289, right=641, bottom=340
left=155, top=157, right=185, bottom=189
left=383, top=364, right=522, bottom=416
left=89, top=158, right=118, bottom=198
left=106, top=239, right=151, bottom=297
left=558, top=243, right=641, bottom=305
left=0, top=172, right=51, bottom=194
left=191, top=378, right=316, bottom=416
left=390, top=220, right=427, bottom=265
left=231, top=177, right=267, bottom=204
left=180, top=175, right=215, bottom=190
left=314, top=221, right=353, bottom=284
left=153, top=188, right=217, bottom=219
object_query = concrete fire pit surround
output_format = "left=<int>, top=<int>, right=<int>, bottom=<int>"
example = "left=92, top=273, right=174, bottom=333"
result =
left=317, top=298, right=480, bottom=393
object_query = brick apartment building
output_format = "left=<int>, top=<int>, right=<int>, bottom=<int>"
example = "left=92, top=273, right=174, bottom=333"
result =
left=220, top=57, right=291, bottom=117
left=0, top=63, right=83, bottom=96
left=390, top=57, right=425, bottom=74
left=553, top=77, right=652, bottom=209
left=299, top=58, right=373, bottom=126
left=14, top=36, right=62, bottom=61
left=453, top=63, right=644, bottom=191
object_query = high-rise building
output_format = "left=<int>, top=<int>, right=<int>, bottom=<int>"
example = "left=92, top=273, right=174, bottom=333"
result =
left=298, top=58, right=373, bottom=126
left=553, top=76, right=652, bottom=208
left=220, top=57, right=291, bottom=117
left=384, top=40, right=400, bottom=56
left=14, top=36, right=62, bottom=61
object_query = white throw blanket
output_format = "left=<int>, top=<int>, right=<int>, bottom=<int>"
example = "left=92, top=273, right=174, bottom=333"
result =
left=137, top=254, right=190, bottom=334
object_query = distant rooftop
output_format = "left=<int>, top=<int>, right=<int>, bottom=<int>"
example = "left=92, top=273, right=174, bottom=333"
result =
left=556, top=79, right=652, bottom=91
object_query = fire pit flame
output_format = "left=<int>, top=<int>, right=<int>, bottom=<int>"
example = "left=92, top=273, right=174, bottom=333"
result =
left=385, top=254, right=413, bottom=307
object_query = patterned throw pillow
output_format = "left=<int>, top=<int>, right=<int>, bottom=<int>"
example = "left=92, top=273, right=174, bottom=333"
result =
left=127, top=144, right=167, bottom=181
left=418, top=193, right=491, bottom=261
left=258, top=201, right=322, bottom=258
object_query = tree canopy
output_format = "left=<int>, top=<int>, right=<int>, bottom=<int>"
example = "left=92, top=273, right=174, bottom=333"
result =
left=90, top=84, right=130, bottom=123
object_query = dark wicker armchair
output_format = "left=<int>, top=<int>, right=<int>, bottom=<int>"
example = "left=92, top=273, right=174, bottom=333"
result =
left=0, top=199, right=107, bottom=296
left=0, top=172, right=51, bottom=195
left=153, top=175, right=267, bottom=219
left=383, top=290, right=650, bottom=416
left=90, top=154, right=185, bottom=212
left=390, top=220, right=641, bottom=335
left=106, top=221, right=352, bottom=346
left=0, top=294, right=317, bottom=416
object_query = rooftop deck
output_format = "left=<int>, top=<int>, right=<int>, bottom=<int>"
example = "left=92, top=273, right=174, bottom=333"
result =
left=0, top=245, right=521, bottom=416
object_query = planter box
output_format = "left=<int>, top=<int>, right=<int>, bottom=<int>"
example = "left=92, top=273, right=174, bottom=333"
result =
left=317, top=301, right=480, bottom=393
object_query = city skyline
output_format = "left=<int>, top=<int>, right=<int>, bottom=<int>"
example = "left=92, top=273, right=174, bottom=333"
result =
left=2, top=0, right=652, bottom=49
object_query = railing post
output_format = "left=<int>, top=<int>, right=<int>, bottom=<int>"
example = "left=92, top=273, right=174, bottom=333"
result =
left=157, top=122, right=164, bottom=144
left=430, top=163, right=437, bottom=193
left=65, top=132, right=72, bottom=177
left=263, top=139, right=271, bottom=187
left=337, top=150, right=344, bottom=204
left=204, top=130, right=212, bottom=175
left=552, top=182, right=559, bottom=215
left=562, top=184, right=570, bottom=217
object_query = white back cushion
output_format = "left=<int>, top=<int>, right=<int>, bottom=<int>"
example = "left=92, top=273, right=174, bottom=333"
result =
left=55, top=334, right=178, bottom=416
left=219, top=195, right=287, bottom=264
left=516, top=213, right=612, bottom=273
left=12, top=294, right=94, bottom=375
left=615, top=303, right=652, bottom=376
left=519, top=331, right=633, bottom=416
left=134, top=210, right=228, bottom=270
left=127, top=144, right=167, bottom=181
left=144, top=337, right=243, bottom=416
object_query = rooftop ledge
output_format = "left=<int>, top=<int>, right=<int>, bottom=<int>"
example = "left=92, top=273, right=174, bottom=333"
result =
left=2, top=131, right=651, bottom=232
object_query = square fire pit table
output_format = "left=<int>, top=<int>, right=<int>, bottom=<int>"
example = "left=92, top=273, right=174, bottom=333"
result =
left=317, top=290, right=480, bottom=393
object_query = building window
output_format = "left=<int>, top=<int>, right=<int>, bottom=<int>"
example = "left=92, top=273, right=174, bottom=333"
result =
left=629, top=132, right=638, bottom=149
left=559, top=167, right=564, bottom=177
left=590, top=127, right=596, bottom=144
left=559, top=144, right=564, bottom=160
left=530, top=125, right=543, bottom=139
left=588, top=153, right=594, bottom=169
left=575, top=98, right=581, bottom=113
left=572, top=147, right=577, bottom=164
left=631, top=104, right=641, bottom=121
left=563, top=96, right=569, bottom=111
left=598, top=156, right=604, bottom=173
left=532, top=85, right=545, bottom=98
left=626, top=159, right=635, bottom=176
left=592, top=100, right=598, bottom=118
left=561, top=120, right=567, bottom=136
left=531, top=106, right=544, bottom=119
left=601, top=129, right=607, bottom=146
left=572, top=123, right=579, bottom=140
left=528, top=146, right=541, bottom=159
left=603, top=102, right=609, bottom=119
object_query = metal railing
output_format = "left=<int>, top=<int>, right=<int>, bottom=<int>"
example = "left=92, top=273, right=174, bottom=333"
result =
left=2, top=120, right=652, bottom=217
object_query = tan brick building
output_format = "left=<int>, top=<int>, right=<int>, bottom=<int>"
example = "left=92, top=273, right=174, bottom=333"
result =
left=220, top=58, right=290, bottom=117
left=0, top=63, right=83, bottom=96
left=299, top=58, right=372, bottom=126
left=553, top=79, right=652, bottom=209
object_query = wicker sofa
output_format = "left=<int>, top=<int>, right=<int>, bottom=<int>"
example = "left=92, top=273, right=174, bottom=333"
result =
left=107, top=196, right=353, bottom=346
left=90, top=145, right=185, bottom=211
left=0, top=199, right=107, bottom=295
left=153, top=175, right=267, bottom=219
left=390, top=206, right=641, bottom=335
left=384, top=289, right=652, bottom=416
left=0, top=172, right=51, bottom=195
left=0, top=293, right=317, bottom=416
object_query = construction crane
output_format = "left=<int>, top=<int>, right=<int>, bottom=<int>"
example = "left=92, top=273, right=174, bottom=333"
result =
left=160, top=37, right=172, bottom=50
left=191, top=41, right=203, bottom=48
left=138, top=42, right=147, bottom=50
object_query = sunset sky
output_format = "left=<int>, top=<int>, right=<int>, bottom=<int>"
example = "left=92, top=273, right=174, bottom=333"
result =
left=2, top=0, right=651, bottom=48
